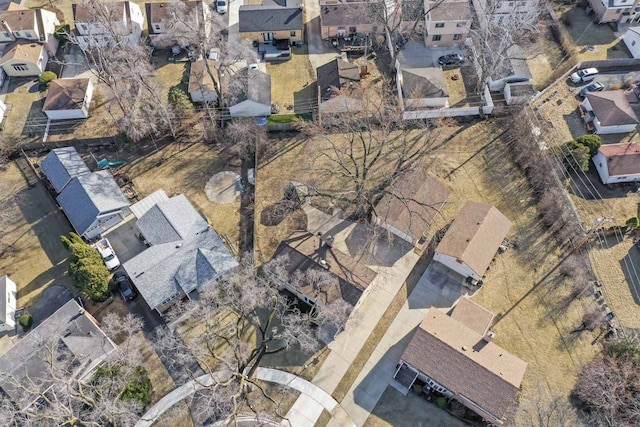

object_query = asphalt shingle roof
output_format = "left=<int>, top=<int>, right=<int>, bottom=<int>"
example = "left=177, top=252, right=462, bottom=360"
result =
left=317, top=59, right=360, bottom=101
left=238, top=4, right=303, bottom=33
left=401, top=67, right=449, bottom=99
left=0, top=299, right=116, bottom=410
left=124, top=228, right=239, bottom=310
left=586, top=90, right=639, bottom=127
left=43, top=78, right=91, bottom=111
left=56, top=171, right=130, bottom=235
left=232, top=68, right=272, bottom=107
left=41, top=146, right=90, bottom=193
left=136, top=194, right=209, bottom=245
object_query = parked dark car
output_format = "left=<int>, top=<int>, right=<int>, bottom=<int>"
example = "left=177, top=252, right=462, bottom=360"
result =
left=579, top=81, right=605, bottom=97
left=113, top=271, right=137, bottom=301
left=438, top=53, right=465, bottom=66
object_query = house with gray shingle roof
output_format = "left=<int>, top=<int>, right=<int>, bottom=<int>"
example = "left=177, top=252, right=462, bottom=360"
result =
left=397, top=66, right=449, bottom=110
left=124, top=194, right=239, bottom=314
left=41, top=146, right=90, bottom=193
left=582, top=90, right=639, bottom=135
left=238, top=0, right=304, bottom=46
left=228, top=68, right=272, bottom=117
left=56, top=170, right=131, bottom=240
left=0, top=299, right=117, bottom=410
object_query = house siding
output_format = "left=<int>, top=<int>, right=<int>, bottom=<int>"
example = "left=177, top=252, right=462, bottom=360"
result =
left=1, top=48, right=47, bottom=77
left=0, top=276, right=17, bottom=332
left=240, top=30, right=304, bottom=43
left=624, top=30, right=640, bottom=58
left=321, top=24, right=375, bottom=39
left=433, top=252, right=480, bottom=280
left=82, top=211, right=126, bottom=240
left=593, top=151, right=640, bottom=184
left=189, top=88, right=218, bottom=103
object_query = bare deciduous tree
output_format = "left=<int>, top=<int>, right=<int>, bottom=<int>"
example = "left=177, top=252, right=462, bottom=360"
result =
left=153, top=255, right=350, bottom=424
left=0, top=313, right=147, bottom=426
left=297, top=82, right=445, bottom=223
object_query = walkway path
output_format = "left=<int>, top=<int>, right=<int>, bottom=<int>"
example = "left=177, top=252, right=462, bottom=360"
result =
left=135, top=367, right=354, bottom=427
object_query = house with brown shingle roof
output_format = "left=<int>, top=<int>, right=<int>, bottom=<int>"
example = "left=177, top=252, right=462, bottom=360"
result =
left=581, top=91, right=639, bottom=134
left=43, top=78, right=94, bottom=120
left=271, top=231, right=377, bottom=307
left=0, top=40, right=47, bottom=77
left=593, top=142, right=640, bottom=184
left=0, top=5, right=60, bottom=56
left=373, top=172, right=450, bottom=248
left=72, top=1, right=144, bottom=50
left=433, top=201, right=511, bottom=285
left=394, top=300, right=527, bottom=425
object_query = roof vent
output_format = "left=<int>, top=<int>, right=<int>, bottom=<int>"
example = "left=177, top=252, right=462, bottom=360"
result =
left=461, top=345, right=467, bottom=351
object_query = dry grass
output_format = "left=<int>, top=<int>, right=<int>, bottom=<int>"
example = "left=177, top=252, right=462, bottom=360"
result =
left=590, top=237, right=640, bottom=329
left=135, top=331, right=177, bottom=404
left=314, top=410, right=332, bottom=427
left=3, top=80, right=45, bottom=139
left=266, top=46, right=316, bottom=115
left=152, top=402, right=194, bottom=427
left=119, top=142, right=241, bottom=251
left=0, top=161, right=73, bottom=308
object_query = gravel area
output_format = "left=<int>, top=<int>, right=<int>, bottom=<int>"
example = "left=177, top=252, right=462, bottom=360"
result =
left=205, top=171, right=242, bottom=204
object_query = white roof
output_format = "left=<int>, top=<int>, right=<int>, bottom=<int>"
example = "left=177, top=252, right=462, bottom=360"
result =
left=130, top=189, right=169, bottom=219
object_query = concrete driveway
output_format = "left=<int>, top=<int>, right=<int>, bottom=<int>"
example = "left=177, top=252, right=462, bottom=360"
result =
left=396, top=41, right=467, bottom=69
left=343, top=262, right=469, bottom=425
left=304, top=0, right=343, bottom=70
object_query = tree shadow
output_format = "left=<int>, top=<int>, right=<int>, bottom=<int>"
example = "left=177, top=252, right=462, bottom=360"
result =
left=25, top=285, right=73, bottom=324
left=620, top=248, right=640, bottom=305
left=343, top=223, right=413, bottom=268
left=260, top=200, right=298, bottom=227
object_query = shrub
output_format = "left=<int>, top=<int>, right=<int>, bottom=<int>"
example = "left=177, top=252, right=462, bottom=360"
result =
left=167, top=85, right=193, bottom=114
left=626, top=217, right=640, bottom=229
left=39, top=71, right=57, bottom=86
left=19, top=314, right=33, bottom=329
left=94, top=365, right=152, bottom=408
left=60, top=233, right=111, bottom=301
left=411, top=383, right=423, bottom=394
left=561, top=140, right=591, bottom=172
left=436, top=396, right=447, bottom=409
left=575, top=134, right=602, bottom=156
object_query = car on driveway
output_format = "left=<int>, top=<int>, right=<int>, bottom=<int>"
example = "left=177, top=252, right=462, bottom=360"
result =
left=93, top=238, right=120, bottom=271
left=570, top=68, right=598, bottom=84
left=438, top=53, right=465, bottom=66
left=216, top=0, right=227, bottom=13
left=113, top=271, right=137, bottom=301
left=579, top=81, right=605, bottom=97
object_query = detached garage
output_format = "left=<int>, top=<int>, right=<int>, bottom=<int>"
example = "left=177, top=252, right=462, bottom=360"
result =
left=43, top=78, right=93, bottom=120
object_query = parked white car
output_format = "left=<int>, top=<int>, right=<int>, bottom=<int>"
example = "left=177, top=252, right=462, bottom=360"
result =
left=216, top=0, right=227, bottom=14
left=570, top=68, right=598, bottom=84
left=93, top=238, right=120, bottom=271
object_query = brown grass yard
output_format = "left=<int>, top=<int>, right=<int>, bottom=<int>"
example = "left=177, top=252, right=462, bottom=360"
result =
left=0, top=161, right=73, bottom=308
left=256, top=120, right=600, bottom=424
left=118, top=142, right=241, bottom=251
left=267, top=46, right=316, bottom=116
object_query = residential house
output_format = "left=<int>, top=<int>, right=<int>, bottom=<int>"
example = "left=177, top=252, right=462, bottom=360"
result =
left=396, top=65, right=449, bottom=109
left=239, top=0, right=304, bottom=47
left=0, top=275, right=17, bottom=333
left=43, top=78, right=94, bottom=120
left=188, top=59, right=218, bottom=103
left=471, top=0, right=540, bottom=29
left=228, top=68, right=272, bottom=117
left=433, top=201, right=511, bottom=285
left=123, top=194, right=239, bottom=314
left=587, top=0, right=640, bottom=24
left=624, top=26, right=640, bottom=57
left=581, top=91, right=639, bottom=134
left=593, top=142, right=640, bottom=184
left=72, top=1, right=144, bottom=50
left=424, top=0, right=472, bottom=47
left=373, top=173, right=450, bottom=248
left=319, top=0, right=381, bottom=40
left=394, top=300, right=527, bottom=425
left=272, top=231, right=377, bottom=307
left=145, top=1, right=211, bottom=48
left=0, top=299, right=117, bottom=410
left=41, top=146, right=91, bottom=193
left=0, top=5, right=59, bottom=54
left=0, top=40, right=48, bottom=77
left=317, top=58, right=362, bottom=113
left=57, top=170, right=131, bottom=240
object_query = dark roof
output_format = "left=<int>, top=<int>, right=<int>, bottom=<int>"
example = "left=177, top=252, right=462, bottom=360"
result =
left=41, top=146, right=91, bottom=193
left=401, top=310, right=526, bottom=423
left=72, top=1, right=127, bottom=22
left=435, top=202, right=511, bottom=277
left=401, top=67, right=449, bottom=98
left=124, top=229, right=238, bottom=310
left=56, top=171, right=130, bottom=235
left=317, top=59, right=360, bottom=101
left=374, top=173, right=450, bottom=242
left=320, top=3, right=375, bottom=27
left=239, top=4, right=303, bottom=32
left=43, top=78, right=91, bottom=111
left=586, top=91, right=639, bottom=127
left=0, top=299, right=117, bottom=410
left=232, top=68, right=271, bottom=107
left=0, top=40, right=43, bottom=65
left=598, top=142, right=640, bottom=176
left=272, top=231, right=377, bottom=306
left=136, top=194, right=209, bottom=245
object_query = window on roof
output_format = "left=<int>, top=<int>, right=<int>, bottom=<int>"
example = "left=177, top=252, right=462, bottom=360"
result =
left=24, top=31, right=32, bottom=38
left=2, top=32, right=9, bottom=38
left=290, top=30, right=296, bottom=37
left=435, top=22, right=445, bottom=28
left=154, top=24, right=161, bottom=30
